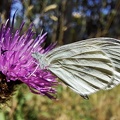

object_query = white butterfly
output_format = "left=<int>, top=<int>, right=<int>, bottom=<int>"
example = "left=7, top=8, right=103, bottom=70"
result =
left=32, top=38, right=120, bottom=99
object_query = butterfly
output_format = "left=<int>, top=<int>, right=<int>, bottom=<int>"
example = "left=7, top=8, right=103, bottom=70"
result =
left=32, top=38, right=120, bottom=99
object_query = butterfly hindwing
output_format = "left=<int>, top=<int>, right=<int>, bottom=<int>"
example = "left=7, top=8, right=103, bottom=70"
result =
left=33, top=38, right=120, bottom=97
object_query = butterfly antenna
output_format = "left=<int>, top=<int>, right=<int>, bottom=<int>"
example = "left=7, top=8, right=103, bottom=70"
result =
left=40, top=29, right=43, bottom=36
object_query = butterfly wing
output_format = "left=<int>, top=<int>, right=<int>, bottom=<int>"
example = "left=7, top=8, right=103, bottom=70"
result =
left=33, top=38, right=120, bottom=97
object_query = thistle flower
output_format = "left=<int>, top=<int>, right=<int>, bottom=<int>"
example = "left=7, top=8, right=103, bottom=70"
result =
left=0, top=20, right=58, bottom=103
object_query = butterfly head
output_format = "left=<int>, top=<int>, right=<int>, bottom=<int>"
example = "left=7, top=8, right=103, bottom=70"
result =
left=32, top=53, right=46, bottom=69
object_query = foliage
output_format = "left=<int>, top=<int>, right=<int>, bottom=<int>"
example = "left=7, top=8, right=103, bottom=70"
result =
left=0, top=84, right=120, bottom=120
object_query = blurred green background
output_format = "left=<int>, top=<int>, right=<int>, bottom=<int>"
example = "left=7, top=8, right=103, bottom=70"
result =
left=0, top=0, right=120, bottom=120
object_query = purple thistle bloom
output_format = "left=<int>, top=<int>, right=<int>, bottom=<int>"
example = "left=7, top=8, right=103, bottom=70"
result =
left=0, top=20, right=58, bottom=100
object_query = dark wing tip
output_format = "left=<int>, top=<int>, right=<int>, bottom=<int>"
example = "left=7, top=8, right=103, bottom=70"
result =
left=80, top=94, right=89, bottom=99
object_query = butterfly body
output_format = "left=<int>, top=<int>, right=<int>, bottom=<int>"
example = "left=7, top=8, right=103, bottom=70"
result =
left=32, top=38, right=120, bottom=98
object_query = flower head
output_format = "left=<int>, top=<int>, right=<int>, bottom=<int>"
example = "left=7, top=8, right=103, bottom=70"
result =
left=0, top=20, right=58, bottom=102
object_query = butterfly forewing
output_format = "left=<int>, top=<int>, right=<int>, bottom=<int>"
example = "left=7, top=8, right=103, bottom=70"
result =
left=33, top=38, right=120, bottom=97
